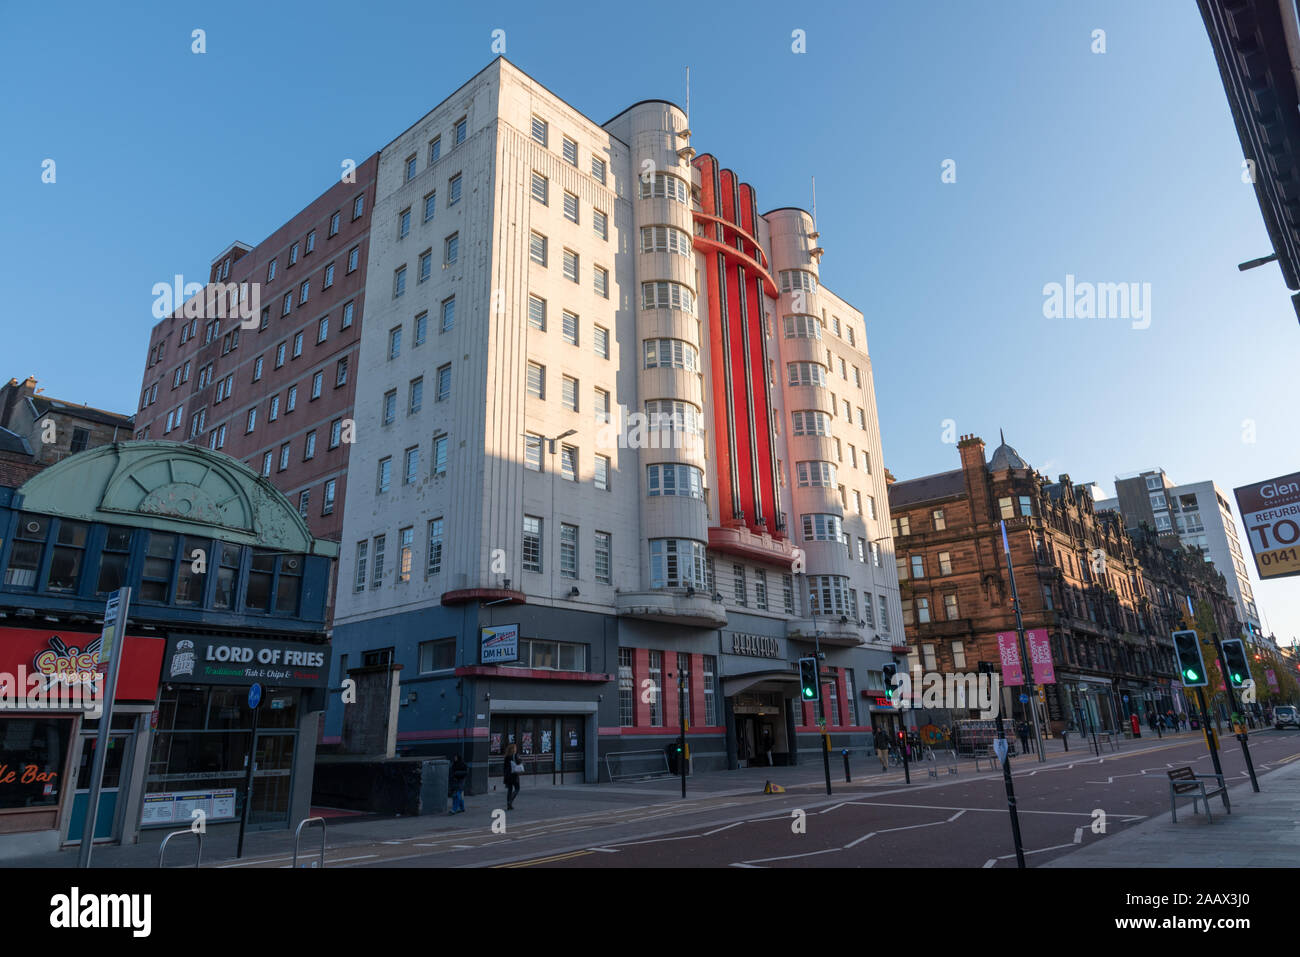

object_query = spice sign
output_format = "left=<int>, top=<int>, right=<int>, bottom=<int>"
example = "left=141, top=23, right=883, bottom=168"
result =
left=1235, top=471, right=1300, bottom=580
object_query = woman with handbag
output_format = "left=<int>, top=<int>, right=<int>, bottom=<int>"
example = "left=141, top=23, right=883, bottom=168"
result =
left=503, top=743, right=522, bottom=810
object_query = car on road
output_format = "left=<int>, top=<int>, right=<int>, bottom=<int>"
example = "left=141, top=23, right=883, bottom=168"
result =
left=1275, top=706, right=1300, bottom=729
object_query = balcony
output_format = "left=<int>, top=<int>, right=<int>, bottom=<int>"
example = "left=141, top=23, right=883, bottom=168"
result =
left=615, top=588, right=726, bottom=627
left=786, top=617, right=864, bottom=647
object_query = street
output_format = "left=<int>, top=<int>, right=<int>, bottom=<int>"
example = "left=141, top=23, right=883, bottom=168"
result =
left=214, top=728, right=1300, bottom=869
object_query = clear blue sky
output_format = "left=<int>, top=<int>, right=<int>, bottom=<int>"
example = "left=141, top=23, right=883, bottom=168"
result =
left=4, top=0, right=1297, bottom=644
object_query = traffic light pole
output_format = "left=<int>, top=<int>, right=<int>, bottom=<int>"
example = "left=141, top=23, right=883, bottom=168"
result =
left=1002, top=523, right=1045, bottom=763
left=678, top=671, right=688, bottom=799
left=1212, top=633, right=1259, bottom=793
left=1194, top=687, right=1230, bottom=812
left=815, top=632, right=832, bottom=796
left=995, top=692, right=1026, bottom=868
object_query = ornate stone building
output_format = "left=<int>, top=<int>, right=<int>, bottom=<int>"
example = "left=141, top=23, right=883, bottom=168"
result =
left=887, top=433, right=1173, bottom=735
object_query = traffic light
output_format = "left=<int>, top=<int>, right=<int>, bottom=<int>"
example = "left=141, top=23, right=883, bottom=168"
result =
left=1172, top=630, right=1207, bottom=687
left=882, top=662, right=898, bottom=702
left=799, top=657, right=820, bottom=701
left=1221, top=639, right=1250, bottom=689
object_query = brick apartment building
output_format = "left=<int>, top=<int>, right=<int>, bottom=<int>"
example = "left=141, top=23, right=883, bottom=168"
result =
left=888, top=433, right=1176, bottom=735
left=132, top=155, right=380, bottom=557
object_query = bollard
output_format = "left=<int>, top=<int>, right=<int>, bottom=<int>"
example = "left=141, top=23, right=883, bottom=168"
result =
left=1061, top=730, right=1068, bottom=753
left=842, top=748, right=851, bottom=783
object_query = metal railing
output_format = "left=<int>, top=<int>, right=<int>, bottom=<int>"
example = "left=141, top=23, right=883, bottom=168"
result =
left=293, top=816, right=326, bottom=869
left=158, top=829, right=203, bottom=868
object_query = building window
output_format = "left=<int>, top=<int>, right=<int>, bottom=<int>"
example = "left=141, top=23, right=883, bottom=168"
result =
left=531, top=115, right=548, bottom=145
left=938, top=551, right=953, bottom=576
left=383, top=390, right=397, bottom=425
left=405, top=154, right=417, bottom=182
left=371, top=535, right=385, bottom=586
left=329, top=211, right=340, bottom=236
left=336, top=357, right=349, bottom=387
left=783, top=574, right=795, bottom=614
left=933, top=509, right=946, bottom=531
left=592, top=156, right=606, bottom=183
left=399, top=208, right=411, bottom=239
left=404, top=446, right=420, bottom=484
left=398, top=527, right=414, bottom=582
left=563, top=191, right=578, bottom=223
left=418, top=249, right=432, bottom=283
left=377, top=457, right=392, bottom=493
left=427, top=517, right=443, bottom=575
left=595, top=531, right=611, bottom=584
left=419, top=637, right=455, bottom=672
left=733, top=564, right=747, bottom=606
left=911, top=555, right=925, bottom=579
left=562, top=135, right=578, bottom=166
left=342, top=300, right=355, bottom=327
left=353, top=194, right=365, bottom=220
left=619, top=648, right=634, bottom=727
left=394, top=266, right=407, bottom=298
left=944, top=594, right=959, bottom=620
left=648, top=651, right=663, bottom=726
left=330, top=418, right=343, bottom=449
left=999, top=497, right=1014, bottom=520
left=530, top=231, right=547, bottom=266
left=429, top=136, right=441, bottom=163
left=354, top=541, right=368, bottom=592
left=595, top=454, right=610, bottom=491
left=409, top=376, right=424, bottom=414
left=916, top=597, right=931, bottom=624
left=562, top=310, right=579, bottom=345
left=560, top=523, right=578, bottom=579
left=424, top=191, right=436, bottom=222
left=648, top=539, right=707, bottom=589
left=562, top=375, right=579, bottom=412
left=432, top=435, right=447, bottom=475
left=594, top=325, right=609, bottom=359
left=444, top=232, right=458, bottom=265
left=531, top=171, right=548, bottom=205
left=437, top=364, right=451, bottom=402
left=593, top=209, right=608, bottom=240
left=525, top=434, right=543, bottom=472
left=594, top=265, right=609, bottom=298
left=322, top=478, right=335, bottom=515
left=448, top=173, right=462, bottom=205
left=1019, top=495, right=1033, bottom=516
left=523, top=516, right=543, bottom=573
left=527, top=362, right=545, bottom=399
left=528, top=294, right=546, bottom=329
left=560, top=444, right=577, bottom=481
left=754, top=570, right=768, bottom=610
left=563, top=248, right=579, bottom=282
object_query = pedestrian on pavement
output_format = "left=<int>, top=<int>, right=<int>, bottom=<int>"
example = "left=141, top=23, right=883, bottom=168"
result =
left=449, top=754, right=469, bottom=814
left=503, top=743, right=522, bottom=810
left=737, top=733, right=750, bottom=769
left=873, top=726, right=890, bottom=771
left=1016, top=720, right=1030, bottom=755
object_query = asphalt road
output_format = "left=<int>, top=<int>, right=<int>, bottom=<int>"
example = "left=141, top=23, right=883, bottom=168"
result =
left=221, top=728, right=1300, bottom=869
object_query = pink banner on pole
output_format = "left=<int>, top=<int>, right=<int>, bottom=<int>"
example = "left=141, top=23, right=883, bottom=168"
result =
left=1026, top=630, right=1056, bottom=685
left=1267, top=668, right=1279, bottom=691
left=996, top=632, right=1024, bottom=686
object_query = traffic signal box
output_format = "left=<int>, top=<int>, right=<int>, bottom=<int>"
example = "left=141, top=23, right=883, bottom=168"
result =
left=1172, top=630, right=1207, bottom=687
left=799, top=657, right=820, bottom=702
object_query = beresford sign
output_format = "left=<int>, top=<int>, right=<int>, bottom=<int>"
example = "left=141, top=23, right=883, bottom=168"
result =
left=728, top=632, right=781, bottom=659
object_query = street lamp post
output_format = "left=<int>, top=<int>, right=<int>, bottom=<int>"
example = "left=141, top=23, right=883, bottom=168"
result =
left=801, top=572, right=833, bottom=796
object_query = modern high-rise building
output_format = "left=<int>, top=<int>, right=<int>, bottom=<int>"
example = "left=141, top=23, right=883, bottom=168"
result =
left=132, top=155, right=380, bottom=556
left=1095, top=469, right=1262, bottom=642
left=323, top=58, right=902, bottom=788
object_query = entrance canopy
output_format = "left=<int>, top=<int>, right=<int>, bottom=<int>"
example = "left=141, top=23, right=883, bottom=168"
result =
left=722, top=670, right=798, bottom=697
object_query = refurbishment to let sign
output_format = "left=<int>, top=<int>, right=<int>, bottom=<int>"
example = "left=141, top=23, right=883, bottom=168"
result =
left=1234, top=471, right=1300, bottom=581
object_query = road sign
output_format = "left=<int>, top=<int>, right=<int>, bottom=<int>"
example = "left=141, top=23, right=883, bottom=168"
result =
left=248, top=682, right=263, bottom=710
left=1018, top=694, right=1029, bottom=703
left=992, top=738, right=1008, bottom=762
left=1234, top=471, right=1300, bottom=580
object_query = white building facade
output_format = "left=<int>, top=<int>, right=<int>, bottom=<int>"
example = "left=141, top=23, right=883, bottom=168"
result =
left=324, top=59, right=902, bottom=786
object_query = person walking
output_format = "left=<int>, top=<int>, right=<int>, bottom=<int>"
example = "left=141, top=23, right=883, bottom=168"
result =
left=449, top=754, right=468, bottom=814
left=503, top=743, right=522, bottom=811
left=1016, top=720, right=1030, bottom=755
left=873, top=725, right=890, bottom=771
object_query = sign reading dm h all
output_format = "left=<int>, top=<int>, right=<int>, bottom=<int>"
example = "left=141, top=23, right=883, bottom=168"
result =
left=1234, top=471, right=1300, bottom=580
left=480, top=624, right=520, bottom=664
left=729, top=633, right=781, bottom=658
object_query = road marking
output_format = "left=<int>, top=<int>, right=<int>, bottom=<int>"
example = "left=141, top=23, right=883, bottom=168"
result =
left=1073, top=827, right=1083, bottom=844
left=947, top=809, right=967, bottom=822
left=982, top=858, right=997, bottom=868
left=587, top=847, right=619, bottom=853
left=844, top=831, right=877, bottom=849
left=494, top=849, right=592, bottom=868
left=218, top=855, right=296, bottom=868
left=730, top=863, right=761, bottom=868
left=703, top=821, right=746, bottom=836
left=737, top=847, right=842, bottom=865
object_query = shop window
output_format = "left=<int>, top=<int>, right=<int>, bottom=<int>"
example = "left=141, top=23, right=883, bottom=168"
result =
left=140, top=532, right=177, bottom=602
left=44, top=519, right=88, bottom=592
left=0, top=716, right=73, bottom=810
left=174, top=535, right=210, bottom=605
left=95, top=525, right=133, bottom=594
left=212, top=542, right=242, bottom=610
left=419, top=638, right=456, bottom=673
left=275, top=555, right=303, bottom=614
left=245, top=550, right=275, bottom=611
left=5, top=513, right=49, bottom=587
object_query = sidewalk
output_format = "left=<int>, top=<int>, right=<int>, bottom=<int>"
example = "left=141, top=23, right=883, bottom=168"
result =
left=6, top=729, right=1212, bottom=868
left=1045, top=748, right=1300, bottom=867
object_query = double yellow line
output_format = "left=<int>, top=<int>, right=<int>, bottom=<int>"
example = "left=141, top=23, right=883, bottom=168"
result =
left=493, top=849, right=592, bottom=868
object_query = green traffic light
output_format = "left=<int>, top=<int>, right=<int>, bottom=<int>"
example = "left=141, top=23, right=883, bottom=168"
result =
left=1186, top=669, right=1200, bottom=682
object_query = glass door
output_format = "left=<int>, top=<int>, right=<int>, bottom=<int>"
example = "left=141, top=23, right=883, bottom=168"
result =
left=247, top=732, right=295, bottom=829
left=67, top=715, right=136, bottom=844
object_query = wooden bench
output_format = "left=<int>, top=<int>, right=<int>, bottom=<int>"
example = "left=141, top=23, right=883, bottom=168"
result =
left=1167, top=766, right=1229, bottom=822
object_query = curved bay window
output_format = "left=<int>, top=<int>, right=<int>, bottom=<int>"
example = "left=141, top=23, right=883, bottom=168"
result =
left=4, top=513, right=51, bottom=587
left=649, top=538, right=707, bottom=590
left=807, top=575, right=854, bottom=618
